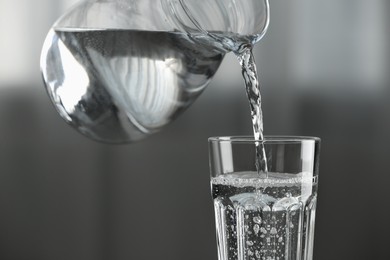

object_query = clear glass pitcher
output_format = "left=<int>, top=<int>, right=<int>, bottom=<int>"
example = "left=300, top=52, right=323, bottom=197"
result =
left=40, top=0, right=269, bottom=143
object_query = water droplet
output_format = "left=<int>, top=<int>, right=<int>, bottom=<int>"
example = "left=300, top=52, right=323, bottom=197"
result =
left=270, top=227, right=277, bottom=235
left=278, top=236, right=283, bottom=242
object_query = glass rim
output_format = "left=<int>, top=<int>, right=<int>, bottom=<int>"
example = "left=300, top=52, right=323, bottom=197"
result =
left=208, top=135, right=321, bottom=144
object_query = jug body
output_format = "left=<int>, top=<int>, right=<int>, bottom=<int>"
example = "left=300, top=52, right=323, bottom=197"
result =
left=40, top=0, right=269, bottom=143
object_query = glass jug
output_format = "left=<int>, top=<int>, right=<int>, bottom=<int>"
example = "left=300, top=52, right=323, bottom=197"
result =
left=40, top=0, right=269, bottom=143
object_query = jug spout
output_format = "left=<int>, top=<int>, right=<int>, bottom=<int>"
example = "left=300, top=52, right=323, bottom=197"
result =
left=163, top=0, right=269, bottom=53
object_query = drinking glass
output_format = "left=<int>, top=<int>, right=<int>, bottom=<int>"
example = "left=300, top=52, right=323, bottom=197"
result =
left=209, top=136, right=320, bottom=260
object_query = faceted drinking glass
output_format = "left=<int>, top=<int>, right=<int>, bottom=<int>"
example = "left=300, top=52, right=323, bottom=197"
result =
left=209, top=136, right=320, bottom=260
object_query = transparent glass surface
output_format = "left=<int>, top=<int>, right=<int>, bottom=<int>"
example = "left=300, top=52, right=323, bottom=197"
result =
left=209, top=136, right=320, bottom=260
left=40, top=0, right=269, bottom=143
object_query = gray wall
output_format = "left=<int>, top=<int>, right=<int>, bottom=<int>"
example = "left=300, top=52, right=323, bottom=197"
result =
left=0, top=1, right=389, bottom=259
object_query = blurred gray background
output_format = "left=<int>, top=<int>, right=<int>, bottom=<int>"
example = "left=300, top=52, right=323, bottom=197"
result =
left=0, top=0, right=389, bottom=259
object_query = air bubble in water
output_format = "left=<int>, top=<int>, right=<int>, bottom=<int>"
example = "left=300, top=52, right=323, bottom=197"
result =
left=253, top=224, right=260, bottom=235
left=253, top=216, right=262, bottom=224
left=260, top=227, right=267, bottom=234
